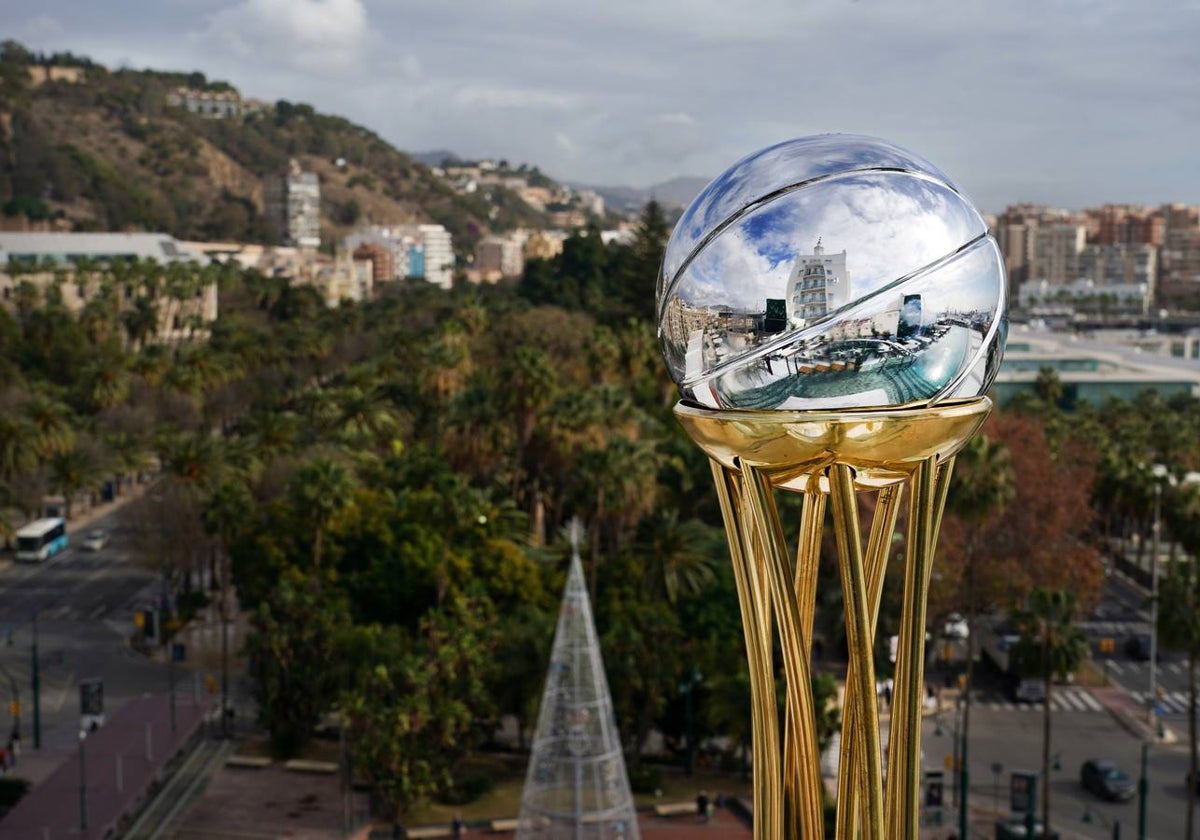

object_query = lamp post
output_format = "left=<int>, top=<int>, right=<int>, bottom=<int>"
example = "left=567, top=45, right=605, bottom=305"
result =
left=679, top=668, right=702, bottom=776
left=1137, top=740, right=1148, bottom=840
left=78, top=729, right=88, bottom=832
left=31, top=611, right=40, bottom=750
left=1149, top=482, right=1161, bottom=731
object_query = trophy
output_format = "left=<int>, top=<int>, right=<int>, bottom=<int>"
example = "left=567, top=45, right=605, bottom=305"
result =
left=657, top=136, right=1007, bottom=840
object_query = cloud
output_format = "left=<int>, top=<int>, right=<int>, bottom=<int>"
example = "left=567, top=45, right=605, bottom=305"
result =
left=554, top=132, right=576, bottom=156
left=658, top=112, right=696, bottom=126
left=452, top=84, right=575, bottom=110
left=201, top=0, right=369, bottom=74
left=23, top=14, right=64, bottom=39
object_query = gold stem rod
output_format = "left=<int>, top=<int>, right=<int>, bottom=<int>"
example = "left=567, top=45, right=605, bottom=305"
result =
left=829, top=464, right=883, bottom=839
left=711, top=462, right=782, bottom=840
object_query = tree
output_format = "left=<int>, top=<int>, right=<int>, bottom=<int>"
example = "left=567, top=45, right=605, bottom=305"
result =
left=1159, top=484, right=1200, bottom=840
left=342, top=598, right=496, bottom=826
left=203, top=478, right=254, bottom=737
left=247, top=569, right=352, bottom=757
left=1011, top=588, right=1089, bottom=837
left=287, top=457, right=355, bottom=572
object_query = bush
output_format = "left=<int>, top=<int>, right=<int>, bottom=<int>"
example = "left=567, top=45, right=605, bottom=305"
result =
left=437, top=773, right=493, bottom=805
left=627, top=763, right=663, bottom=795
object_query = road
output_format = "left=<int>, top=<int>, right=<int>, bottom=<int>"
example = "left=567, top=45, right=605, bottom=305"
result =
left=925, top=700, right=1190, bottom=840
left=0, top=503, right=178, bottom=779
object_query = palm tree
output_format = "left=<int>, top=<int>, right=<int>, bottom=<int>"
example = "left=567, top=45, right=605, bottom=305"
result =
left=23, top=392, right=76, bottom=460
left=1160, top=484, right=1200, bottom=840
left=1012, top=588, right=1089, bottom=836
left=637, top=509, right=722, bottom=605
left=47, top=440, right=108, bottom=519
left=287, top=457, right=355, bottom=573
left=0, top=413, right=39, bottom=486
left=203, top=478, right=253, bottom=737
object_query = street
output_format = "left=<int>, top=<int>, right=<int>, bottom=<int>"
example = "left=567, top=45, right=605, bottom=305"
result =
left=0, top=502, right=177, bottom=781
left=925, top=698, right=1192, bottom=840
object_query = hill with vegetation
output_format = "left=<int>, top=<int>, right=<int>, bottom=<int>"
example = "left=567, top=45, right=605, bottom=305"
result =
left=0, top=40, right=552, bottom=253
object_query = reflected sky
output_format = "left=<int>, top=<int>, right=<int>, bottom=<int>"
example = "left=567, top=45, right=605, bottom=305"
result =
left=659, top=134, right=957, bottom=300
left=657, top=135, right=1007, bottom=410
left=668, top=169, right=984, bottom=316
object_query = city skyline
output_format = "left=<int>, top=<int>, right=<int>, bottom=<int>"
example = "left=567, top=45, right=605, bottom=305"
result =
left=8, top=0, right=1200, bottom=214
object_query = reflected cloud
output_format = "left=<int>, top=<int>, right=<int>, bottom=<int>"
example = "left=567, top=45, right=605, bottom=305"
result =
left=658, top=135, right=1006, bottom=410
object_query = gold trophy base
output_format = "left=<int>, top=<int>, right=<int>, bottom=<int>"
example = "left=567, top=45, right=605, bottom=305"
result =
left=675, top=397, right=991, bottom=840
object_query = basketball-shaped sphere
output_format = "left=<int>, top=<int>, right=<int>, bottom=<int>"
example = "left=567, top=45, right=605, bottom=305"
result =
left=657, top=135, right=1007, bottom=411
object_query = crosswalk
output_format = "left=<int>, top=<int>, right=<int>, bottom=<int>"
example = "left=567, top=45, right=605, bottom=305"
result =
left=1128, top=689, right=1196, bottom=716
left=973, top=686, right=1105, bottom=713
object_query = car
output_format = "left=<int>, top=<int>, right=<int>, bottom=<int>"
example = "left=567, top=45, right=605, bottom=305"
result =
left=80, top=529, right=109, bottom=552
left=1125, top=633, right=1163, bottom=662
left=943, top=612, right=969, bottom=639
left=1080, top=758, right=1136, bottom=802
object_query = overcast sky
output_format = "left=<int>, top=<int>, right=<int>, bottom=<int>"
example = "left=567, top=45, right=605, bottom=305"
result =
left=10, top=0, right=1200, bottom=213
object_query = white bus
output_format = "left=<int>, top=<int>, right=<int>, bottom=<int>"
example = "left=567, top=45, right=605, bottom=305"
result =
left=15, top=517, right=69, bottom=563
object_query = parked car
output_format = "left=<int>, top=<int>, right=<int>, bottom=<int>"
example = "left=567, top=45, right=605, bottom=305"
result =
left=994, top=819, right=1059, bottom=839
left=943, top=612, right=969, bottom=639
left=1125, top=633, right=1162, bottom=662
left=1080, top=758, right=1136, bottom=802
left=81, top=529, right=109, bottom=552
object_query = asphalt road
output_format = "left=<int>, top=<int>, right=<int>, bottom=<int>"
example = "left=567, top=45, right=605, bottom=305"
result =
left=925, top=701, right=1191, bottom=840
left=0, top=505, right=173, bottom=777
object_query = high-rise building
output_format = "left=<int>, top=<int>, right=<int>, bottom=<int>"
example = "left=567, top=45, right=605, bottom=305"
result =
left=265, top=159, right=321, bottom=249
left=1077, top=243, right=1157, bottom=287
left=1029, top=224, right=1086, bottom=285
left=343, top=224, right=455, bottom=289
left=786, top=239, right=850, bottom=326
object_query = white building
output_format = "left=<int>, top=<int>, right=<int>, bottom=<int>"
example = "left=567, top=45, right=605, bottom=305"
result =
left=344, top=224, right=455, bottom=290
left=265, top=159, right=321, bottom=249
left=786, top=239, right=851, bottom=326
left=0, top=232, right=217, bottom=342
left=1018, top=278, right=1151, bottom=316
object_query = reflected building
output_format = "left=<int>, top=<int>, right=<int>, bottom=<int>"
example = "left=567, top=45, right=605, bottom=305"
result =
left=786, top=239, right=850, bottom=327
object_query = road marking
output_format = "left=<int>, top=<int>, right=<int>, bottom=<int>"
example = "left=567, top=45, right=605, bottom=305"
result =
left=89, top=604, right=106, bottom=620
left=1169, top=662, right=1185, bottom=675
left=1107, top=660, right=1124, bottom=675
left=1078, top=691, right=1104, bottom=712
left=1056, top=691, right=1085, bottom=711
left=49, top=671, right=76, bottom=714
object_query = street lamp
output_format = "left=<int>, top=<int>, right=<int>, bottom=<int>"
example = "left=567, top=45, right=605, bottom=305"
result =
left=678, top=668, right=702, bottom=776
left=1148, top=480, right=1161, bottom=732
left=31, top=611, right=40, bottom=749
left=78, top=729, right=88, bottom=832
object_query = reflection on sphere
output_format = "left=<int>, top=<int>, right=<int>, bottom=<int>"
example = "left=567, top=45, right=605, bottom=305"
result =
left=656, top=135, right=1007, bottom=411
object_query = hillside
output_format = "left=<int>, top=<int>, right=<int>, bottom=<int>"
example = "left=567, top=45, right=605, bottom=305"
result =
left=0, top=40, right=551, bottom=253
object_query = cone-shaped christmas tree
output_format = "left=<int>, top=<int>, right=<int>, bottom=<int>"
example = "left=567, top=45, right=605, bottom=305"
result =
left=515, top=522, right=641, bottom=840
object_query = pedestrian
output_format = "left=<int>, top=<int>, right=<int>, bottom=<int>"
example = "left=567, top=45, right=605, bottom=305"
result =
left=452, top=813, right=464, bottom=839
left=696, top=791, right=709, bottom=822
left=883, top=682, right=892, bottom=709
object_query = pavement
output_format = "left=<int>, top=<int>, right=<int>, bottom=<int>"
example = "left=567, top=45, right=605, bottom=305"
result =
left=0, top=694, right=214, bottom=840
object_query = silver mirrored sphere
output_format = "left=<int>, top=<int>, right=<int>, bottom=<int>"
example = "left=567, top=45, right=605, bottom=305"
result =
left=657, top=135, right=1007, bottom=410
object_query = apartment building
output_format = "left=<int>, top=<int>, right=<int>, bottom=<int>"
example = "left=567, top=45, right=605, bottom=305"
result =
left=264, top=159, right=321, bottom=249
left=344, top=224, right=455, bottom=289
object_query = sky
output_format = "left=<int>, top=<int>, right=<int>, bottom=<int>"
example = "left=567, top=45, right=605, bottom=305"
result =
left=7, top=0, right=1200, bottom=213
